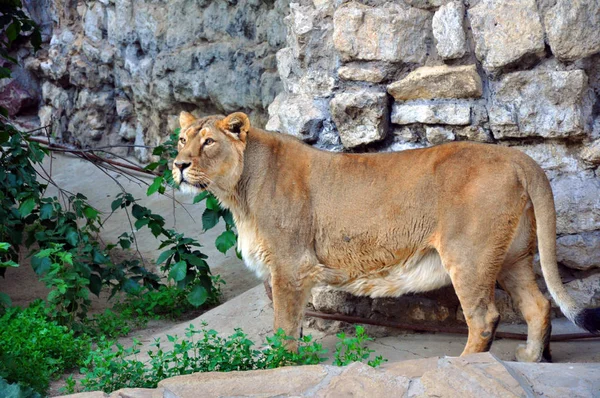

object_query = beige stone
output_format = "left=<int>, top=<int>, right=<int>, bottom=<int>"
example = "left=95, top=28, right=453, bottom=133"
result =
left=338, top=65, right=385, bottom=83
left=317, top=362, right=410, bottom=397
left=468, top=0, right=545, bottom=73
left=420, top=353, right=525, bottom=397
left=425, top=126, right=455, bottom=145
left=581, top=139, right=600, bottom=165
left=159, top=365, right=328, bottom=397
left=333, top=2, right=431, bottom=63
left=388, top=65, right=482, bottom=101
left=330, top=90, right=389, bottom=148
left=545, top=0, right=600, bottom=61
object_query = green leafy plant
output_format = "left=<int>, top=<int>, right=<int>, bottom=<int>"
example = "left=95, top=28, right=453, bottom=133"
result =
left=0, top=376, right=42, bottom=398
left=76, top=324, right=327, bottom=393
left=0, top=302, right=90, bottom=395
left=333, top=325, right=387, bottom=367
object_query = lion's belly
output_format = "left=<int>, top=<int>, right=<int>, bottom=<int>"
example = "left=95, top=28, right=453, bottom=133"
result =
left=338, top=250, right=452, bottom=298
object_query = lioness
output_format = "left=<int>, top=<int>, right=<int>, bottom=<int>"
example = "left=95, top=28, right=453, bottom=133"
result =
left=172, top=111, right=600, bottom=362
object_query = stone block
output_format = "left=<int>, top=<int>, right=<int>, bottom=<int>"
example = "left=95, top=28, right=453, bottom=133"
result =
left=432, top=1, right=467, bottom=60
left=545, top=0, right=600, bottom=61
left=489, top=70, right=591, bottom=139
left=552, top=173, right=600, bottom=234
left=391, top=102, right=471, bottom=125
left=468, top=0, right=545, bottom=74
left=266, top=93, right=327, bottom=142
left=333, top=2, right=431, bottom=63
left=330, top=90, right=389, bottom=149
left=338, top=65, right=385, bottom=83
left=557, top=231, right=600, bottom=271
left=425, top=126, right=455, bottom=145
left=387, top=65, right=482, bottom=101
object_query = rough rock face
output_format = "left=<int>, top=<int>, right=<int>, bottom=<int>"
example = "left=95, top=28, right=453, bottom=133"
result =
left=468, top=0, right=545, bottom=74
left=545, top=0, right=600, bottom=61
left=432, top=1, right=467, bottom=60
left=330, top=90, right=389, bottom=149
left=333, top=2, right=431, bottom=63
left=25, top=0, right=289, bottom=158
left=24, top=0, right=600, bottom=326
left=489, top=70, right=591, bottom=139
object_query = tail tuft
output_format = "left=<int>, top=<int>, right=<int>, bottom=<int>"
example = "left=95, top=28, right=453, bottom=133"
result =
left=574, top=307, right=600, bottom=334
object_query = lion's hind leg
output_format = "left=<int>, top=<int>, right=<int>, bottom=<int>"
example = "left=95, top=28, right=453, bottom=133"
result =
left=498, top=255, right=552, bottom=362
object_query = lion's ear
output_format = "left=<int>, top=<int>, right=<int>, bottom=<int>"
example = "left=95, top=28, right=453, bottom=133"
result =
left=179, top=111, right=196, bottom=130
left=221, top=112, right=250, bottom=142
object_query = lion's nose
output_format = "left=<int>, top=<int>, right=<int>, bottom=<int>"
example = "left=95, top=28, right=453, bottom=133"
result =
left=174, top=160, right=191, bottom=172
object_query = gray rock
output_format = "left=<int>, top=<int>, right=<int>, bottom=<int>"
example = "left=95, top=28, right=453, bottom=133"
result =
left=425, top=126, right=455, bottom=145
left=552, top=173, right=600, bottom=234
left=391, top=102, right=471, bottom=125
left=432, top=1, right=467, bottom=60
left=507, top=142, right=583, bottom=179
left=330, top=90, right=389, bottom=149
left=457, top=126, right=492, bottom=142
left=545, top=0, right=600, bottom=61
left=118, top=121, right=137, bottom=141
left=387, top=65, right=482, bottom=101
left=338, top=66, right=385, bottom=83
left=266, top=93, right=327, bottom=142
left=468, top=0, right=545, bottom=74
left=393, top=127, right=420, bottom=143
left=115, top=98, right=134, bottom=120
left=557, top=231, right=600, bottom=271
left=84, top=2, right=106, bottom=42
left=333, top=2, right=431, bottom=63
left=581, top=139, right=600, bottom=165
left=489, top=70, right=591, bottom=139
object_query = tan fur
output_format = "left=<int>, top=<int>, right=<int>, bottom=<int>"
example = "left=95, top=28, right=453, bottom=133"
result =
left=173, top=111, right=583, bottom=362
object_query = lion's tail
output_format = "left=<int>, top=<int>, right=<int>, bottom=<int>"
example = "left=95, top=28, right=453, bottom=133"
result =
left=525, top=160, right=600, bottom=334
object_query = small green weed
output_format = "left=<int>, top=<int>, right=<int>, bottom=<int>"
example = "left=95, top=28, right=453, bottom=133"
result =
left=333, top=325, right=387, bottom=367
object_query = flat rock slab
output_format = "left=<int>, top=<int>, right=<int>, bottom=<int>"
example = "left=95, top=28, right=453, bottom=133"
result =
left=58, top=352, right=600, bottom=397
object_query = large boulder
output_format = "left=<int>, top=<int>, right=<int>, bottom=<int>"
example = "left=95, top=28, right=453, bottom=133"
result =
left=266, top=92, right=327, bottom=142
left=557, top=232, right=600, bottom=271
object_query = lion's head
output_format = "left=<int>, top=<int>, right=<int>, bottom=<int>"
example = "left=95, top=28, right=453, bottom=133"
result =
left=172, top=111, right=250, bottom=196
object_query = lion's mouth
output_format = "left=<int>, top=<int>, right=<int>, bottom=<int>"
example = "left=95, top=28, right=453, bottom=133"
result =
left=180, top=178, right=208, bottom=190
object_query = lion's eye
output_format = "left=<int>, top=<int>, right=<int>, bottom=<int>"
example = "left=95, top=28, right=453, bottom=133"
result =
left=204, top=138, right=214, bottom=145
left=179, top=137, right=186, bottom=144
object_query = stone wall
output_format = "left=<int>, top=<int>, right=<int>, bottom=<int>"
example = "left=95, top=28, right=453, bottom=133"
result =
left=21, top=0, right=289, bottom=160
left=265, top=0, right=600, bottom=324
left=14, top=0, right=600, bottom=324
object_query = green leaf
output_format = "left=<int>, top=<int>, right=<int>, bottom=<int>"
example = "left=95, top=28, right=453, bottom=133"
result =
left=89, top=274, right=102, bottom=297
left=18, top=197, right=36, bottom=217
left=30, top=29, right=42, bottom=50
left=39, top=203, right=54, bottom=220
left=0, top=67, right=11, bottom=79
left=202, top=209, right=220, bottom=230
left=0, top=242, right=10, bottom=251
left=6, top=21, right=20, bottom=42
left=111, top=197, right=123, bottom=211
left=0, top=292, right=11, bottom=308
left=169, top=260, right=187, bottom=282
left=119, top=239, right=131, bottom=249
left=147, top=176, right=163, bottom=196
left=182, top=253, right=208, bottom=271
left=65, top=229, right=79, bottom=246
left=187, top=285, right=208, bottom=307
left=205, top=195, right=220, bottom=210
left=193, top=191, right=209, bottom=204
left=0, top=129, right=9, bottom=144
left=156, top=249, right=175, bottom=265
left=0, top=260, right=18, bottom=267
left=83, top=206, right=99, bottom=219
left=215, top=230, right=237, bottom=254
left=31, top=255, right=51, bottom=275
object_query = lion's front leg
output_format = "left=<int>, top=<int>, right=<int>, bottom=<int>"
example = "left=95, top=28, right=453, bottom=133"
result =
left=270, top=269, right=313, bottom=352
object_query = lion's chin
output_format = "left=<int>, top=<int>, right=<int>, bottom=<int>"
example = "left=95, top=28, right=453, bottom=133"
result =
left=178, top=181, right=204, bottom=195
